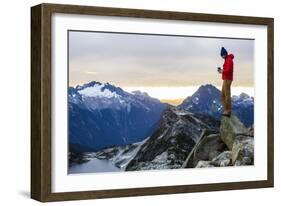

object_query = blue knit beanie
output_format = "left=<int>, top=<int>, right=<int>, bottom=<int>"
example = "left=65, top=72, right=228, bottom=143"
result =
left=220, top=47, right=228, bottom=57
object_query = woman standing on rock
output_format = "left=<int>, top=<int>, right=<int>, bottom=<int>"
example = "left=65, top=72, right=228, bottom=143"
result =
left=218, top=47, right=234, bottom=117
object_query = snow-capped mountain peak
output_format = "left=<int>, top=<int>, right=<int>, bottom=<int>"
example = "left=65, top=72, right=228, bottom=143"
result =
left=78, top=83, right=121, bottom=98
left=68, top=81, right=166, bottom=151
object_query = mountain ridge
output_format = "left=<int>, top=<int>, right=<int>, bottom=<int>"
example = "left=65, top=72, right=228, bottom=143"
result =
left=68, top=81, right=167, bottom=151
left=68, top=81, right=254, bottom=153
left=178, top=84, right=254, bottom=127
left=126, top=105, right=220, bottom=171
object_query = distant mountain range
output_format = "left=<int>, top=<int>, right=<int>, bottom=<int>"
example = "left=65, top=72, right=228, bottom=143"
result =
left=68, top=81, right=254, bottom=152
left=68, top=81, right=166, bottom=151
left=178, top=84, right=254, bottom=127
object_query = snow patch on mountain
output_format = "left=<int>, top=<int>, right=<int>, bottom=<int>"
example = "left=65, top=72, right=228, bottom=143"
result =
left=78, top=83, right=120, bottom=98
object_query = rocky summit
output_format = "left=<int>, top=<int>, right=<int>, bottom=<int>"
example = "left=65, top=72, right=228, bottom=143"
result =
left=182, top=115, right=254, bottom=168
left=125, top=106, right=220, bottom=171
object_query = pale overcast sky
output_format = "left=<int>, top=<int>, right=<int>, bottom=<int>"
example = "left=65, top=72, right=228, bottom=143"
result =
left=69, top=30, right=254, bottom=88
left=68, top=31, right=254, bottom=104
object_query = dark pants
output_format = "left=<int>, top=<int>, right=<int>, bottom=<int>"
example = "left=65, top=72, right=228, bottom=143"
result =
left=221, top=80, right=232, bottom=113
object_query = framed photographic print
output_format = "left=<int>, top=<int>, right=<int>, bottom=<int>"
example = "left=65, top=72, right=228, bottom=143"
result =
left=31, top=3, right=274, bottom=202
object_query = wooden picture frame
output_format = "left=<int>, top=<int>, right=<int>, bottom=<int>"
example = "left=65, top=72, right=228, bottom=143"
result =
left=31, top=3, right=274, bottom=202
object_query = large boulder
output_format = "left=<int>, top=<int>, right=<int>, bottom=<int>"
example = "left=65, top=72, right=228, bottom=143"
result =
left=182, top=129, right=227, bottom=168
left=220, top=115, right=248, bottom=150
left=195, top=151, right=232, bottom=168
left=232, top=135, right=254, bottom=166
left=193, top=136, right=254, bottom=168
left=183, top=115, right=254, bottom=168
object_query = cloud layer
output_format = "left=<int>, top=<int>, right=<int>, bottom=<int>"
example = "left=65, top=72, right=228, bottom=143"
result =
left=69, top=31, right=254, bottom=87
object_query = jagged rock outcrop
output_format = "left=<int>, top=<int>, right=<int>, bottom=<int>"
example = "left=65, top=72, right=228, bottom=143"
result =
left=125, top=106, right=220, bottom=171
left=231, top=135, right=254, bottom=166
left=182, top=115, right=254, bottom=168
left=182, top=129, right=227, bottom=168
left=220, top=115, right=254, bottom=165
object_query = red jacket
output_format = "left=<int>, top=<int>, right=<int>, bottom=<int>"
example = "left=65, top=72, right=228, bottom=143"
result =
left=222, top=54, right=234, bottom=80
